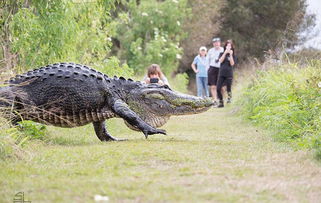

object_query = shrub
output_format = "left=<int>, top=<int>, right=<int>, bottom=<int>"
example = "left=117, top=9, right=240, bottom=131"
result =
left=238, top=61, right=321, bottom=153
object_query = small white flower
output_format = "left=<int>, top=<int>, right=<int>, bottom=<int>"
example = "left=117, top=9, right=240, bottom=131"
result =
left=161, top=36, right=167, bottom=42
left=172, top=0, right=179, bottom=3
left=137, top=46, right=142, bottom=50
left=176, top=21, right=181, bottom=26
left=107, top=37, right=112, bottom=41
left=141, top=12, right=148, bottom=16
left=176, top=54, right=182, bottom=59
left=94, top=195, right=109, bottom=202
left=318, top=82, right=321, bottom=88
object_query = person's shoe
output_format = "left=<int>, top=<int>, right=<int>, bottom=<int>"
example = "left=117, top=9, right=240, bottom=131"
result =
left=213, top=100, right=218, bottom=107
left=217, top=100, right=224, bottom=108
left=227, top=92, right=232, bottom=103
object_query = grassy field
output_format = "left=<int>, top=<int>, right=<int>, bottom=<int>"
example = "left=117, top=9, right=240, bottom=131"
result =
left=1, top=105, right=321, bottom=202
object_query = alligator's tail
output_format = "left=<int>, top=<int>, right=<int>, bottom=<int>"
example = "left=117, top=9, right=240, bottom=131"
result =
left=0, top=86, right=14, bottom=108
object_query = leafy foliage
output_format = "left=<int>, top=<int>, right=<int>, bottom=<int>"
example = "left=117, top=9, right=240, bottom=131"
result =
left=115, top=0, right=189, bottom=75
left=0, top=119, right=47, bottom=160
left=220, top=0, right=314, bottom=62
left=239, top=61, right=321, bottom=154
left=9, top=0, right=131, bottom=77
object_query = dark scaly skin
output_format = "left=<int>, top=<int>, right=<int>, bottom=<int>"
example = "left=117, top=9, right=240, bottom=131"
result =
left=0, top=62, right=213, bottom=141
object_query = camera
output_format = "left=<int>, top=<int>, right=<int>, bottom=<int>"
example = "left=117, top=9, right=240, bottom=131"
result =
left=150, top=78, right=159, bottom=84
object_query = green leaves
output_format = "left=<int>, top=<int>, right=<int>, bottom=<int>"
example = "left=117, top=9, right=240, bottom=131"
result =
left=115, top=0, right=189, bottom=75
left=239, top=62, right=321, bottom=151
left=8, top=0, right=132, bottom=77
left=220, top=0, right=314, bottom=61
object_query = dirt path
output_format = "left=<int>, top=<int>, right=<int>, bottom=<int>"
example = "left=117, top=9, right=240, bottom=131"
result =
left=1, top=106, right=321, bottom=202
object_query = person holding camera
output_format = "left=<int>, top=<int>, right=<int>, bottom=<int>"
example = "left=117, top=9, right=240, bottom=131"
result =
left=207, top=37, right=224, bottom=104
left=191, top=46, right=209, bottom=97
left=216, top=40, right=237, bottom=108
left=144, top=64, right=169, bottom=86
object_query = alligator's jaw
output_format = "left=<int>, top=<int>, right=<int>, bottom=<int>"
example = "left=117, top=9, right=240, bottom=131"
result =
left=167, top=93, right=214, bottom=115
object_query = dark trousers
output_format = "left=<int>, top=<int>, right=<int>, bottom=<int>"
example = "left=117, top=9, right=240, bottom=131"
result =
left=216, top=75, right=233, bottom=101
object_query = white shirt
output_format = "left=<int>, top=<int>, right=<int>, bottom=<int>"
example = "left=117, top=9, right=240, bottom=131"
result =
left=207, top=47, right=224, bottom=68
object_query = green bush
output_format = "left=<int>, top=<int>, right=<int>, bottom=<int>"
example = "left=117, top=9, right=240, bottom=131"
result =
left=9, top=0, right=132, bottom=77
left=0, top=117, right=47, bottom=160
left=238, top=61, right=321, bottom=153
left=115, top=0, right=189, bottom=75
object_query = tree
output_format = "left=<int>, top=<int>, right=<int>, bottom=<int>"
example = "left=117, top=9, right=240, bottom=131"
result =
left=219, top=0, right=315, bottom=62
left=4, top=0, right=132, bottom=76
left=177, top=0, right=223, bottom=73
left=114, top=0, right=190, bottom=75
left=0, top=0, right=26, bottom=70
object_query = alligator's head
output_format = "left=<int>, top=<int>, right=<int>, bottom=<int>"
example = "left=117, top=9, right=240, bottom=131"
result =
left=124, top=83, right=213, bottom=130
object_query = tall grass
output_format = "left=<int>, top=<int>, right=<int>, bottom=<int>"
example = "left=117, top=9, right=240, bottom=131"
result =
left=238, top=61, right=321, bottom=159
left=0, top=117, right=47, bottom=160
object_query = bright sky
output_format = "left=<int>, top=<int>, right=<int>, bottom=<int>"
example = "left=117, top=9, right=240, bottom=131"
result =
left=303, top=0, right=321, bottom=49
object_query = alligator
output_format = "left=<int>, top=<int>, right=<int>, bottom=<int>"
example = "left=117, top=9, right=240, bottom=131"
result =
left=0, top=62, right=213, bottom=141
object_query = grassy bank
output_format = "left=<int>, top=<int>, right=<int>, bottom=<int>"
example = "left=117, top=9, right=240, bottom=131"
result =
left=237, top=61, right=321, bottom=159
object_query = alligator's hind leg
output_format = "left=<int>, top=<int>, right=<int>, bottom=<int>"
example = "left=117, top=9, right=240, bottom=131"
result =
left=93, top=121, right=126, bottom=142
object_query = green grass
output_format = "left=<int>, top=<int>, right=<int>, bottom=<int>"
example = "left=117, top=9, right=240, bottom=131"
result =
left=237, top=62, right=321, bottom=155
left=1, top=105, right=321, bottom=202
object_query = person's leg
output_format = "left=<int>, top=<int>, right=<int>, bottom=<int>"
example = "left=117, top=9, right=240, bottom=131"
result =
left=226, top=77, right=233, bottom=103
left=216, top=76, right=226, bottom=107
left=213, top=68, right=220, bottom=102
left=204, top=77, right=209, bottom=97
left=196, top=76, right=202, bottom=97
left=200, top=77, right=207, bottom=97
left=210, top=85, right=216, bottom=100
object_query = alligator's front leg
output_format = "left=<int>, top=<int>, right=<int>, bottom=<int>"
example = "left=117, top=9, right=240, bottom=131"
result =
left=93, top=121, right=126, bottom=142
left=112, top=99, right=166, bottom=139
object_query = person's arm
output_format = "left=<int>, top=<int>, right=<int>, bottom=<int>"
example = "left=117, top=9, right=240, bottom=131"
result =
left=206, top=50, right=210, bottom=70
left=191, top=56, right=199, bottom=73
left=160, top=75, right=170, bottom=86
left=229, top=50, right=235, bottom=66
left=219, top=52, right=226, bottom=63
left=145, top=77, right=151, bottom=84
left=191, top=63, right=198, bottom=73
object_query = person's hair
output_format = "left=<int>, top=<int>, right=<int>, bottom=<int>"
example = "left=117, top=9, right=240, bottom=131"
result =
left=223, top=39, right=235, bottom=54
left=147, top=64, right=164, bottom=78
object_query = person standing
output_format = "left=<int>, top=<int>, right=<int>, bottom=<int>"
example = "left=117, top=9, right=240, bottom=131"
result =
left=191, top=46, right=209, bottom=97
left=216, top=40, right=237, bottom=108
left=207, top=37, right=224, bottom=104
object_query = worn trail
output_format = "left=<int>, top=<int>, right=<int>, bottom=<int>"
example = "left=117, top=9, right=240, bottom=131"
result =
left=1, top=105, right=321, bottom=202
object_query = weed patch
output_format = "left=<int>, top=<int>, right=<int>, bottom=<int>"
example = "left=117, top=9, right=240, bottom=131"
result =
left=238, top=61, right=321, bottom=155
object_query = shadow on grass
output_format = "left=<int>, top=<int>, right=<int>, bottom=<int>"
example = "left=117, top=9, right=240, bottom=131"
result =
left=44, top=135, right=193, bottom=146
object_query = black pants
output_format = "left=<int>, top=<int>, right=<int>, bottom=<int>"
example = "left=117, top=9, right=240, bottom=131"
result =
left=216, top=75, right=233, bottom=101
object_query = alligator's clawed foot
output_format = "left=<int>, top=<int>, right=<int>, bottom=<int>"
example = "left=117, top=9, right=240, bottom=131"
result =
left=143, top=128, right=167, bottom=139
left=109, top=138, right=128, bottom=142
left=104, top=135, right=128, bottom=142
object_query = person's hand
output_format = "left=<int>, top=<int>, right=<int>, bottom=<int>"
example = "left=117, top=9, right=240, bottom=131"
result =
left=194, top=70, right=199, bottom=73
left=224, top=47, right=230, bottom=54
left=229, top=50, right=233, bottom=55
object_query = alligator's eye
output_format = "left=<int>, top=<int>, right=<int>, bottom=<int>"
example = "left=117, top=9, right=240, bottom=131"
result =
left=161, top=85, right=172, bottom=91
left=145, top=93, right=165, bottom=100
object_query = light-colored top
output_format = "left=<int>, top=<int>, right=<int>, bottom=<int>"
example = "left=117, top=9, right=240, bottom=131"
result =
left=207, top=47, right=224, bottom=68
left=192, top=55, right=208, bottom=77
